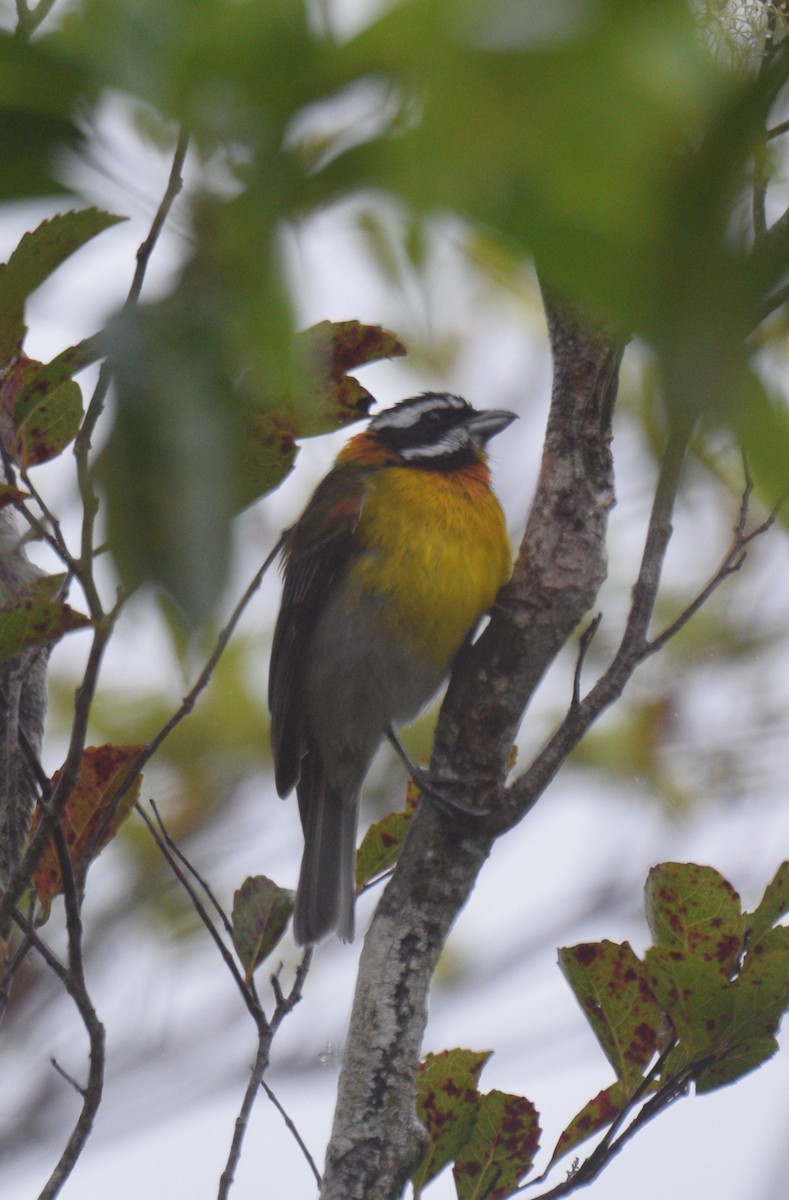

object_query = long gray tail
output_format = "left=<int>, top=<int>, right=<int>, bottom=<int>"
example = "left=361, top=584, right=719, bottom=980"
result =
left=293, top=750, right=357, bottom=945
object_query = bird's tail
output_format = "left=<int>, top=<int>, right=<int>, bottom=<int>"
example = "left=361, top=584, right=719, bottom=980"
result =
left=293, top=750, right=357, bottom=945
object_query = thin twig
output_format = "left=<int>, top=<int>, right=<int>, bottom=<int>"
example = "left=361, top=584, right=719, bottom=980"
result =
left=571, top=614, right=602, bottom=710
left=271, top=947, right=312, bottom=1032
left=767, top=116, right=789, bottom=139
left=149, top=799, right=234, bottom=938
left=504, top=425, right=690, bottom=826
left=528, top=1045, right=702, bottom=1200
left=261, top=1079, right=322, bottom=1187
left=645, top=488, right=780, bottom=658
left=217, top=950, right=314, bottom=1200
left=50, top=1058, right=87, bottom=1098
left=134, top=801, right=256, bottom=1012
left=10, top=908, right=106, bottom=1200
left=756, top=277, right=789, bottom=323
left=127, top=127, right=190, bottom=308
left=218, top=1036, right=272, bottom=1200
left=75, top=127, right=190, bottom=462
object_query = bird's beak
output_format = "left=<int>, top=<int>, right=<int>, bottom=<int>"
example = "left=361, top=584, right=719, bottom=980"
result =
left=467, top=409, right=518, bottom=446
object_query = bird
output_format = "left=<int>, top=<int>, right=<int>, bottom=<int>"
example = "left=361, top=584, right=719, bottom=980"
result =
left=268, top=391, right=516, bottom=945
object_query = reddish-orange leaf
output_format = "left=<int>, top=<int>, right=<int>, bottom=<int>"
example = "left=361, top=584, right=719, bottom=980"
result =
left=31, top=744, right=144, bottom=919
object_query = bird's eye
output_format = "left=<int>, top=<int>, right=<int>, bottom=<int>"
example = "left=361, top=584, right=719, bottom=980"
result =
left=424, top=409, right=443, bottom=428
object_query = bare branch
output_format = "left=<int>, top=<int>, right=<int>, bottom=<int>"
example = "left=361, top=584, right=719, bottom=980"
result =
left=504, top=424, right=689, bottom=822
left=149, top=798, right=234, bottom=940
left=218, top=1037, right=271, bottom=1200
left=135, top=801, right=256, bottom=1012
left=262, top=1079, right=322, bottom=1188
left=216, top=953, right=313, bottom=1198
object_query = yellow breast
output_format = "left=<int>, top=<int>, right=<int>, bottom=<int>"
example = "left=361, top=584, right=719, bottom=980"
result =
left=348, top=464, right=511, bottom=667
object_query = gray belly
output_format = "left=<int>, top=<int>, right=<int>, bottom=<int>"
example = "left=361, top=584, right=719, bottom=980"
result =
left=304, top=582, right=446, bottom=793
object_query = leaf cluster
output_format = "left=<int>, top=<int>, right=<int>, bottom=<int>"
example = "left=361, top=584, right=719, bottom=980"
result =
left=412, top=862, right=788, bottom=1199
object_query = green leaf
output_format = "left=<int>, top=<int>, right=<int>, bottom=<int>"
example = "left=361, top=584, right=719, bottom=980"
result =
left=548, top=1081, right=630, bottom=1169
left=15, top=379, right=83, bottom=468
left=413, top=1048, right=491, bottom=1193
left=558, top=940, right=662, bottom=1088
left=231, top=875, right=294, bottom=982
left=683, top=926, right=788, bottom=1092
left=645, top=862, right=744, bottom=975
left=452, top=1090, right=540, bottom=1200
left=236, top=320, right=405, bottom=511
left=694, top=1036, right=779, bottom=1093
left=10, top=335, right=105, bottom=467
left=0, top=210, right=124, bottom=360
left=729, top=377, right=789, bottom=522
left=0, top=32, right=86, bottom=201
left=746, top=862, right=789, bottom=946
left=0, top=574, right=90, bottom=660
left=99, top=298, right=242, bottom=624
left=644, top=946, right=733, bottom=1062
left=355, top=782, right=419, bottom=892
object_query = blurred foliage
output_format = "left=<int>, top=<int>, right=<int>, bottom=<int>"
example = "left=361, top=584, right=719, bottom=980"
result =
left=0, top=0, right=786, bottom=622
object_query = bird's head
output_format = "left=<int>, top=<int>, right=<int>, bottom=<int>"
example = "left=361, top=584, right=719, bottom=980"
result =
left=365, top=392, right=517, bottom=470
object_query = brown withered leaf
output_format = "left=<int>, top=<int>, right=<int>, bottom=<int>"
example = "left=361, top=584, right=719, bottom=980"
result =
left=31, top=744, right=144, bottom=919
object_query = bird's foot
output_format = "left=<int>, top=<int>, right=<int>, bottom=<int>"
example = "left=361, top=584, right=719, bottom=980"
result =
left=385, top=726, right=491, bottom=820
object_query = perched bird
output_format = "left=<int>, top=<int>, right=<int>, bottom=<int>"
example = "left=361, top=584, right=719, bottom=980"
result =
left=269, top=392, right=516, bottom=945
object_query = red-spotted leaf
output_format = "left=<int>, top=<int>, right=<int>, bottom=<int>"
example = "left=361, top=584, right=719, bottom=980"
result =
left=0, top=209, right=124, bottom=360
left=746, top=861, right=789, bottom=947
left=645, top=862, right=744, bottom=975
left=14, top=377, right=82, bottom=467
left=413, top=1049, right=491, bottom=1194
left=548, top=1080, right=630, bottom=1169
left=231, top=875, right=294, bottom=982
left=645, top=946, right=733, bottom=1063
left=695, top=924, right=789, bottom=1092
left=0, top=573, right=90, bottom=660
left=237, top=321, right=406, bottom=509
left=9, top=334, right=104, bottom=466
left=452, top=1090, right=540, bottom=1200
left=355, top=782, right=420, bottom=891
left=306, top=319, right=406, bottom=378
left=558, top=940, right=662, bottom=1088
left=31, top=744, right=144, bottom=919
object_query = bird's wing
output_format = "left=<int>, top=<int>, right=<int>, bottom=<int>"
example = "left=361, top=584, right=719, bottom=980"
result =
left=268, top=464, right=368, bottom=798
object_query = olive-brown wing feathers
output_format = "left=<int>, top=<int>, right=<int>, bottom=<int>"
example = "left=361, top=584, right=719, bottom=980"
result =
left=268, top=465, right=368, bottom=798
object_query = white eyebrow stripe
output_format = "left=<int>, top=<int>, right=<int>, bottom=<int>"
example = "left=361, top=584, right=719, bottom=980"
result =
left=398, top=429, right=468, bottom=460
left=371, top=394, right=468, bottom=431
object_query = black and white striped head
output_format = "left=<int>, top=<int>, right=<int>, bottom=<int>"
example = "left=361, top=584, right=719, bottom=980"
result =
left=369, top=392, right=516, bottom=469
